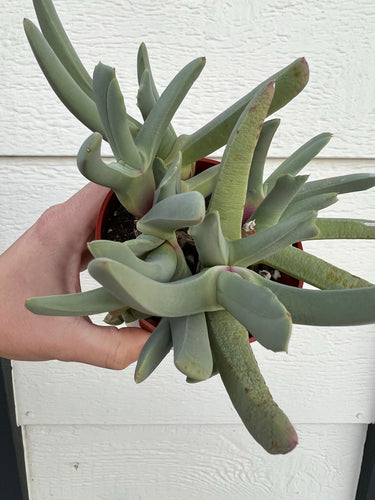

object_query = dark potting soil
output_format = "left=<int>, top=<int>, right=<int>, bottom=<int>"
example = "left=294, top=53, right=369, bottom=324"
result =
left=101, top=202, right=139, bottom=242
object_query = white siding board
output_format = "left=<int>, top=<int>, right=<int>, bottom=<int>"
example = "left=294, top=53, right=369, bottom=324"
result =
left=24, top=424, right=367, bottom=500
left=11, top=325, right=375, bottom=426
left=1, top=0, right=375, bottom=157
left=0, top=157, right=86, bottom=250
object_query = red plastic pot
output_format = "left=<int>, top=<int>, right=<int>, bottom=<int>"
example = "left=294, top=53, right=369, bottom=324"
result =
left=95, top=158, right=303, bottom=340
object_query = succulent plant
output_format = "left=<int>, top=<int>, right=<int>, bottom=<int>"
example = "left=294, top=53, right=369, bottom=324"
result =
left=24, top=0, right=375, bottom=455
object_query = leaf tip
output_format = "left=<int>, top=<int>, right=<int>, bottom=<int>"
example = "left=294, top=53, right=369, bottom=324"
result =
left=270, top=424, right=299, bottom=455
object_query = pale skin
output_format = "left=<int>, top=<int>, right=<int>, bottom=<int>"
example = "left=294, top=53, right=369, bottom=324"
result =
left=0, top=183, right=151, bottom=369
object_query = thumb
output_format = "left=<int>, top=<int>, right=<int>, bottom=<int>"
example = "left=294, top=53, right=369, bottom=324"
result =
left=59, top=321, right=151, bottom=370
left=60, top=183, right=111, bottom=242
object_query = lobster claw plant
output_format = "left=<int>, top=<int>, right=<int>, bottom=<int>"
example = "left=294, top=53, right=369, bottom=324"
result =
left=25, top=0, right=375, bottom=454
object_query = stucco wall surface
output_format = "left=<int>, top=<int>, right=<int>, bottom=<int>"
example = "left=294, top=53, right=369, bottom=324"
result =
left=1, top=0, right=375, bottom=499
left=1, top=0, right=375, bottom=158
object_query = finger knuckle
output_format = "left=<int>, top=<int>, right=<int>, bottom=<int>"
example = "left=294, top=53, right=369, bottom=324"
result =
left=104, top=333, right=129, bottom=370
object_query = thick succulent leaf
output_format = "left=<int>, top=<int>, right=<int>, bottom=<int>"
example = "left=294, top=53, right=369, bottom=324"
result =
left=88, top=241, right=177, bottom=282
left=107, top=234, right=164, bottom=258
left=137, top=42, right=158, bottom=94
left=263, top=245, right=372, bottom=289
left=104, top=310, right=126, bottom=325
left=165, top=237, right=193, bottom=281
left=294, top=173, right=375, bottom=201
left=106, top=77, right=143, bottom=167
left=77, top=133, right=125, bottom=187
left=216, top=271, right=292, bottom=352
left=247, top=271, right=375, bottom=326
left=312, top=218, right=375, bottom=239
left=181, top=163, right=221, bottom=197
left=135, top=57, right=206, bottom=165
left=114, top=164, right=155, bottom=218
left=153, top=152, right=182, bottom=203
left=24, top=19, right=106, bottom=136
left=92, top=63, right=118, bottom=154
left=280, top=192, right=338, bottom=221
left=250, top=174, right=309, bottom=230
left=267, top=57, right=309, bottom=115
left=33, top=0, right=93, bottom=98
left=118, top=234, right=164, bottom=258
left=103, top=304, right=129, bottom=325
left=77, top=133, right=155, bottom=218
left=189, top=211, right=229, bottom=267
left=209, top=82, right=275, bottom=240
left=88, top=260, right=221, bottom=316
left=207, top=310, right=298, bottom=454
left=137, top=69, right=177, bottom=159
left=264, top=133, right=332, bottom=194
left=93, top=63, right=142, bottom=165
left=137, top=44, right=177, bottom=159
left=137, top=191, right=205, bottom=239
left=137, top=69, right=157, bottom=119
left=134, top=318, right=172, bottom=383
left=245, top=119, right=280, bottom=212
left=122, top=308, right=149, bottom=323
left=186, top=360, right=219, bottom=384
left=26, top=287, right=123, bottom=316
left=179, top=57, right=309, bottom=166
left=152, top=157, right=169, bottom=187
left=229, top=211, right=318, bottom=267
left=170, top=313, right=213, bottom=381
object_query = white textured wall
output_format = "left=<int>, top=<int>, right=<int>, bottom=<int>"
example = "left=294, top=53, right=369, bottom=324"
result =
left=1, top=0, right=375, bottom=499
left=2, top=0, right=375, bottom=158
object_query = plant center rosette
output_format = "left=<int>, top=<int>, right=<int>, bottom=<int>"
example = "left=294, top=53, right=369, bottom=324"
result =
left=95, top=158, right=304, bottom=340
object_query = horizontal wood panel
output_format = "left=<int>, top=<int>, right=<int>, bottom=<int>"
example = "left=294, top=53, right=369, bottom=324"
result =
left=12, top=323, right=375, bottom=426
left=1, top=0, right=375, bottom=156
left=24, top=423, right=366, bottom=500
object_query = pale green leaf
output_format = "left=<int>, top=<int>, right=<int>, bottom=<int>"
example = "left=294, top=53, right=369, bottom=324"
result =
left=216, top=271, right=292, bottom=352
left=26, top=287, right=123, bottom=316
left=88, top=260, right=221, bottom=316
left=135, top=318, right=172, bottom=383
left=137, top=191, right=205, bottom=238
left=229, top=211, right=318, bottom=267
left=312, top=218, right=375, bottom=239
left=33, top=0, right=93, bottom=98
left=170, top=313, right=213, bottom=381
left=264, top=133, right=332, bottom=194
left=180, top=57, right=309, bottom=166
left=263, top=245, right=372, bottom=289
left=189, top=211, right=229, bottom=267
left=88, top=241, right=177, bottom=282
left=250, top=174, right=308, bottom=230
left=209, top=82, right=275, bottom=240
left=207, top=310, right=298, bottom=454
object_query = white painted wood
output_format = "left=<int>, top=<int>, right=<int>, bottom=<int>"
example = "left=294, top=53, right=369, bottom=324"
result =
left=23, top=424, right=367, bottom=500
left=1, top=0, right=375, bottom=157
left=10, top=323, right=375, bottom=426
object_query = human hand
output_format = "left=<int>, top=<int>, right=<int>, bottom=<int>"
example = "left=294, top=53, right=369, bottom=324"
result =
left=0, top=183, right=150, bottom=368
